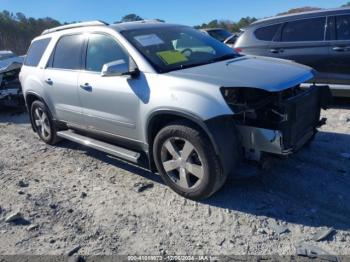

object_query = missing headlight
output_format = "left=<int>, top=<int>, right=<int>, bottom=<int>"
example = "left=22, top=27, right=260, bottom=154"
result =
left=220, top=87, right=274, bottom=113
left=220, top=86, right=300, bottom=129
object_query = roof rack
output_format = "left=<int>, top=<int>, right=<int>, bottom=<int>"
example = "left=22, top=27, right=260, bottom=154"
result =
left=41, top=20, right=109, bottom=35
left=116, top=19, right=164, bottom=25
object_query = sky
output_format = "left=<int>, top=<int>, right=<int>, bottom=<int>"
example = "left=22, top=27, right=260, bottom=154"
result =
left=0, top=0, right=347, bottom=25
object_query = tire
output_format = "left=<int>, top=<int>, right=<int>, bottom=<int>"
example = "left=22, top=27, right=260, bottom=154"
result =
left=153, top=121, right=225, bottom=200
left=30, top=100, right=59, bottom=145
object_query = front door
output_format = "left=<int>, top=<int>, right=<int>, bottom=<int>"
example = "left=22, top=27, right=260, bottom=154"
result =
left=269, top=17, right=329, bottom=84
left=78, top=33, right=140, bottom=141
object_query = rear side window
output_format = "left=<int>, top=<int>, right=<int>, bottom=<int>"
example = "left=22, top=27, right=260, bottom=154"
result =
left=281, top=17, right=326, bottom=42
left=255, top=24, right=281, bottom=41
left=51, top=34, right=84, bottom=70
left=336, top=15, right=350, bottom=40
left=24, top=38, right=51, bottom=67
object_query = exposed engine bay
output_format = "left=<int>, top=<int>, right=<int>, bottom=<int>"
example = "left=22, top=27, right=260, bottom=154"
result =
left=0, top=51, right=24, bottom=108
left=221, top=85, right=332, bottom=160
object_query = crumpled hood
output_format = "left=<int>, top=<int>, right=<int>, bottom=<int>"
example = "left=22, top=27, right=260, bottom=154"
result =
left=0, top=56, right=24, bottom=74
left=166, top=55, right=315, bottom=92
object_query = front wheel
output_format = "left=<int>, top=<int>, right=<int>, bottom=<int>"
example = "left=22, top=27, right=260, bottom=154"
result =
left=153, top=121, right=225, bottom=200
left=31, top=100, right=59, bottom=145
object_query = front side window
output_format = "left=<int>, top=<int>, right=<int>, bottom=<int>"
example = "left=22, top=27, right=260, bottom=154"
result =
left=255, top=24, right=281, bottom=41
left=86, top=34, right=129, bottom=72
left=281, top=17, right=326, bottom=42
left=121, top=26, right=238, bottom=73
left=336, top=15, right=350, bottom=40
left=52, top=34, right=84, bottom=70
left=24, top=38, right=51, bottom=67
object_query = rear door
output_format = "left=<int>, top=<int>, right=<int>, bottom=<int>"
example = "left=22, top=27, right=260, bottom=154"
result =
left=235, top=24, right=282, bottom=56
left=44, top=34, right=85, bottom=124
left=327, top=14, right=350, bottom=86
left=269, top=17, right=329, bottom=83
left=251, top=23, right=282, bottom=56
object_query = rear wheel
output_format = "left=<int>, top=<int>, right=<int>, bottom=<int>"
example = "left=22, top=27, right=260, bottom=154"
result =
left=31, top=100, right=59, bottom=145
left=153, top=121, right=225, bottom=200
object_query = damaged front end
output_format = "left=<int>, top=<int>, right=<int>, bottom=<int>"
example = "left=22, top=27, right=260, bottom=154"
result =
left=0, top=51, right=24, bottom=108
left=221, top=84, right=331, bottom=161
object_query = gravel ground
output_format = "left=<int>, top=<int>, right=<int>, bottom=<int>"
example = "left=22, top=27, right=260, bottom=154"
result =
left=0, top=105, right=349, bottom=257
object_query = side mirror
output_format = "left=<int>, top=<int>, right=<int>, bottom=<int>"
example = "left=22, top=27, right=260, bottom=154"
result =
left=101, top=59, right=130, bottom=77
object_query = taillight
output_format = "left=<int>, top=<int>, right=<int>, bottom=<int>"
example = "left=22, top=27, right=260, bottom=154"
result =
left=234, top=47, right=243, bottom=53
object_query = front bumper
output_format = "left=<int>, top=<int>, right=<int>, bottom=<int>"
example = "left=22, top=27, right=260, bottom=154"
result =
left=235, top=125, right=316, bottom=161
left=204, top=85, right=331, bottom=176
left=236, top=84, right=331, bottom=161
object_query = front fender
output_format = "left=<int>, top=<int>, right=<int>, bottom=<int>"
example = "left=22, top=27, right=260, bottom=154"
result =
left=145, top=109, right=239, bottom=177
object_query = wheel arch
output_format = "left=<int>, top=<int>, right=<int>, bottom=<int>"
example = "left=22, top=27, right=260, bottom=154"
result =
left=25, top=91, right=45, bottom=132
left=25, top=91, right=56, bottom=132
left=25, top=91, right=44, bottom=108
left=146, top=109, right=240, bottom=176
left=145, top=109, right=220, bottom=171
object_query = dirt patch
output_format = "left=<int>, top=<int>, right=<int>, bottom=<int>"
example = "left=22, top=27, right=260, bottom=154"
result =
left=0, top=108, right=349, bottom=256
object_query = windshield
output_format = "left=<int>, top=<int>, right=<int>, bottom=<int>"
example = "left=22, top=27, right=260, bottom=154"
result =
left=207, top=29, right=233, bottom=42
left=121, top=26, right=238, bottom=73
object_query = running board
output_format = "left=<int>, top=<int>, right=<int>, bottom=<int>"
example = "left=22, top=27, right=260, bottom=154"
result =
left=57, top=130, right=140, bottom=163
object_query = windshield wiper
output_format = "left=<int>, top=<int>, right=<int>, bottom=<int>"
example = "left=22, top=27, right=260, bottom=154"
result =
left=166, top=54, right=239, bottom=73
left=211, top=53, right=238, bottom=62
left=169, top=61, right=214, bottom=71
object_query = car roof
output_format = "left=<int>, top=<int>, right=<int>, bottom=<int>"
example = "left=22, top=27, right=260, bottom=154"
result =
left=250, top=7, right=350, bottom=27
left=201, top=28, right=229, bottom=32
left=110, top=21, right=186, bottom=32
left=40, top=20, right=186, bottom=37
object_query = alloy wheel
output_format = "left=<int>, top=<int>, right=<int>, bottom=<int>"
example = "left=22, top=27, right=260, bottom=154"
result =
left=160, top=137, right=204, bottom=190
left=33, top=107, right=51, bottom=140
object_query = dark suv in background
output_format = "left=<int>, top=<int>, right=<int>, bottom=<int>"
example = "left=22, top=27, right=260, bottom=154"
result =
left=235, top=8, right=350, bottom=97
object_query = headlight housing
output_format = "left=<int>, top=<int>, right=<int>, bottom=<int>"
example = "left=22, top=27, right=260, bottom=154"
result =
left=220, top=87, right=273, bottom=113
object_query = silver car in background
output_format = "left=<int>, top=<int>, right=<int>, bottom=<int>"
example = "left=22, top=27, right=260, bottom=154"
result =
left=20, top=21, right=330, bottom=200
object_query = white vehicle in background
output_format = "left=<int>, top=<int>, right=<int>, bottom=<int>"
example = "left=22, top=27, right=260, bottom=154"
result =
left=0, top=51, right=25, bottom=107
left=200, top=28, right=239, bottom=48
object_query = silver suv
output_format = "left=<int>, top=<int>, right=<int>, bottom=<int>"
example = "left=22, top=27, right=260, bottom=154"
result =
left=19, top=20, right=330, bottom=200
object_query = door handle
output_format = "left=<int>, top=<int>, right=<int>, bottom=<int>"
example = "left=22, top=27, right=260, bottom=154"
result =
left=270, top=48, right=283, bottom=54
left=45, top=78, right=53, bottom=85
left=332, top=46, right=347, bottom=52
left=80, top=83, right=92, bottom=91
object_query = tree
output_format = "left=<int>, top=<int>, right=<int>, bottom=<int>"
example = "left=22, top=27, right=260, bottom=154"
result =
left=194, top=17, right=257, bottom=33
left=120, top=13, right=143, bottom=23
left=114, top=14, right=165, bottom=24
left=277, top=6, right=321, bottom=16
left=0, top=10, right=61, bottom=54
